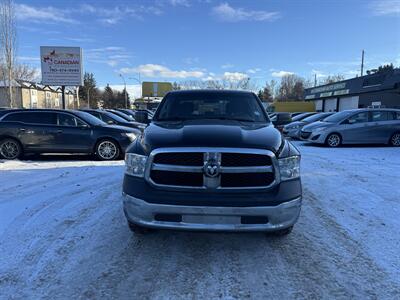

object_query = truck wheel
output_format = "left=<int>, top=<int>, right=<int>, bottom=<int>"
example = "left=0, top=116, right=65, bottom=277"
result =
left=326, top=133, right=341, bottom=147
left=270, top=226, right=293, bottom=236
left=390, top=132, right=400, bottom=146
left=95, top=139, right=120, bottom=160
left=0, top=138, right=22, bottom=160
left=128, top=221, right=153, bottom=234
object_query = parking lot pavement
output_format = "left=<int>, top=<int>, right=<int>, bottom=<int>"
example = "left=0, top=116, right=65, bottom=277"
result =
left=1, top=143, right=400, bottom=299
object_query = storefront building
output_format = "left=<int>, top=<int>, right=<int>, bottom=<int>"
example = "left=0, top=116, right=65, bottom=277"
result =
left=304, top=69, right=400, bottom=112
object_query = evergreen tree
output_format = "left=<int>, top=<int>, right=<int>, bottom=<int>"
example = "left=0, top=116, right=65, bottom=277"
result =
left=79, top=72, right=100, bottom=108
left=102, top=84, right=114, bottom=108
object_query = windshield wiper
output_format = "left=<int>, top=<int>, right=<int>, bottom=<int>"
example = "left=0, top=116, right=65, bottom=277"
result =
left=156, top=117, right=188, bottom=121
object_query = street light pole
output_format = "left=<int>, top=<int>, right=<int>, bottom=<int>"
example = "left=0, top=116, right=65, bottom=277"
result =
left=87, top=86, right=92, bottom=109
left=119, top=74, right=128, bottom=108
left=128, top=73, right=142, bottom=106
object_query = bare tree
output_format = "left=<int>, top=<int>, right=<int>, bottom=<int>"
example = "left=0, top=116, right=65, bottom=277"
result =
left=322, top=74, right=345, bottom=85
left=276, top=74, right=305, bottom=101
left=0, top=0, right=17, bottom=107
left=13, top=64, right=38, bottom=81
left=177, top=77, right=259, bottom=92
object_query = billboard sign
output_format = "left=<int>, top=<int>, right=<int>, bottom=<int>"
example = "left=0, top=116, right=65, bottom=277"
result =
left=142, top=82, right=173, bottom=98
left=40, top=46, right=83, bottom=86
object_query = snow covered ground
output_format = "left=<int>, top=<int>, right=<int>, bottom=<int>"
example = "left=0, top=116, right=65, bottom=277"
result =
left=0, top=143, right=399, bottom=299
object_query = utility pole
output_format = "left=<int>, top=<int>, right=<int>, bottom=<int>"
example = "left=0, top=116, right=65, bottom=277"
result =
left=129, top=73, right=142, bottom=105
left=76, top=86, right=80, bottom=109
left=314, top=74, right=317, bottom=87
left=87, top=86, right=92, bottom=109
left=119, top=73, right=128, bottom=108
left=361, top=49, right=365, bottom=77
left=61, top=86, right=66, bottom=109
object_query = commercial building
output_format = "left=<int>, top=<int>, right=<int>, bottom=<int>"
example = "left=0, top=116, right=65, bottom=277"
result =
left=304, top=69, right=400, bottom=112
left=0, top=80, right=78, bottom=109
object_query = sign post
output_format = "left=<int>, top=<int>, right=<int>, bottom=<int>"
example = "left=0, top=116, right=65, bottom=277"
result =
left=40, top=46, right=83, bottom=109
left=61, top=86, right=65, bottom=109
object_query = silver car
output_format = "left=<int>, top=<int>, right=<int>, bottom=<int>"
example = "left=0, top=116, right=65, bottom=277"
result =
left=300, top=109, right=400, bottom=147
left=283, top=112, right=333, bottom=139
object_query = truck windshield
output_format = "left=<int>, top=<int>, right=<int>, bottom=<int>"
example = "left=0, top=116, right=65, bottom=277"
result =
left=154, top=92, right=268, bottom=123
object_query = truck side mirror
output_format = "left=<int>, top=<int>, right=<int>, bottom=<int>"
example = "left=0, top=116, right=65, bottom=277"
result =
left=135, top=111, right=150, bottom=124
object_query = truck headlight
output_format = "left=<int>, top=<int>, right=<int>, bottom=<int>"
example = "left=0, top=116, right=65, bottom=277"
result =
left=278, top=156, right=300, bottom=181
left=122, top=132, right=137, bottom=141
left=125, top=153, right=147, bottom=177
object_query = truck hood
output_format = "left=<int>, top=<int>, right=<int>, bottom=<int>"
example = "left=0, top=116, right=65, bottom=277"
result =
left=140, top=120, right=282, bottom=154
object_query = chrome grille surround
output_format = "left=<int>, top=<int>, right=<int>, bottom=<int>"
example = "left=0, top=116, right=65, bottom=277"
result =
left=144, top=147, right=280, bottom=191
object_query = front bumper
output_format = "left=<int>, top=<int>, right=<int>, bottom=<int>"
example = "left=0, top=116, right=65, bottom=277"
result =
left=300, top=130, right=327, bottom=144
left=123, top=193, right=302, bottom=232
left=283, top=127, right=301, bottom=139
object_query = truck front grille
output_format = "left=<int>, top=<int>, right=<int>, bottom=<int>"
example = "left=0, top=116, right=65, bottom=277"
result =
left=153, top=152, right=203, bottom=166
left=221, top=173, right=275, bottom=187
left=150, top=170, right=203, bottom=187
left=146, top=148, right=278, bottom=190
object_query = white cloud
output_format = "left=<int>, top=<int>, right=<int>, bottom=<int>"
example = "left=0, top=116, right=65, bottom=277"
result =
left=223, top=72, right=248, bottom=81
left=107, top=60, right=119, bottom=67
left=15, top=4, right=78, bottom=24
left=120, top=64, right=205, bottom=78
left=271, top=70, right=294, bottom=78
left=86, top=47, right=132, bottom=67
left=212, top=2, right=280, bottom=22
left=221, top=63, right=234, bottom=69
left=78, top=4, right=163, bottom=24
left=369, top=0, right=400, bottom=16
left=311, top=69, right=327, bottom=78
left=247, top=68, right=261, bottom=74
left=16, top=3, right=165, bottom=26
left=169, top=0, right=191, bottom=7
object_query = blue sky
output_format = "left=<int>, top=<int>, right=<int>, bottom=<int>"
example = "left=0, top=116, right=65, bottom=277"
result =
left=15, top=0, right=400, bottom=97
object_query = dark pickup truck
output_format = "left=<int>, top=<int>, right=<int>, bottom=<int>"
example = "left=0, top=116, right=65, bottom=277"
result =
left=123, top=90, right=302, bottom=235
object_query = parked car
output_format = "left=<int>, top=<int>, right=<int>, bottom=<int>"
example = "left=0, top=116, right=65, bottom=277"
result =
left=300, top=109, right=400, bottom=147
left=291, top=112, right=317, bottom=122
left=283, top=112, right=334, bottom=139
left=81, top=109, right=145, bottom=131
left=270, top=112, right=292, bottom=132
left=105, top=109, right=135, bottom=121
left=0, top=109, right=140, bottom=160
left=290, top=112, right=305, bottom=118
left=116, top=109, right=137, bottom=119
left=123, top=90, right=302, bottom=235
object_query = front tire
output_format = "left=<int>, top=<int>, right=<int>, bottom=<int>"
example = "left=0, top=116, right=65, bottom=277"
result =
left=0, top=138, right=22, bottom=160
left=390, top=132, right=400, bottom=147
left=95, top=139, right=120, bottom=160
left=326, top=133, right=341, bottom=147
